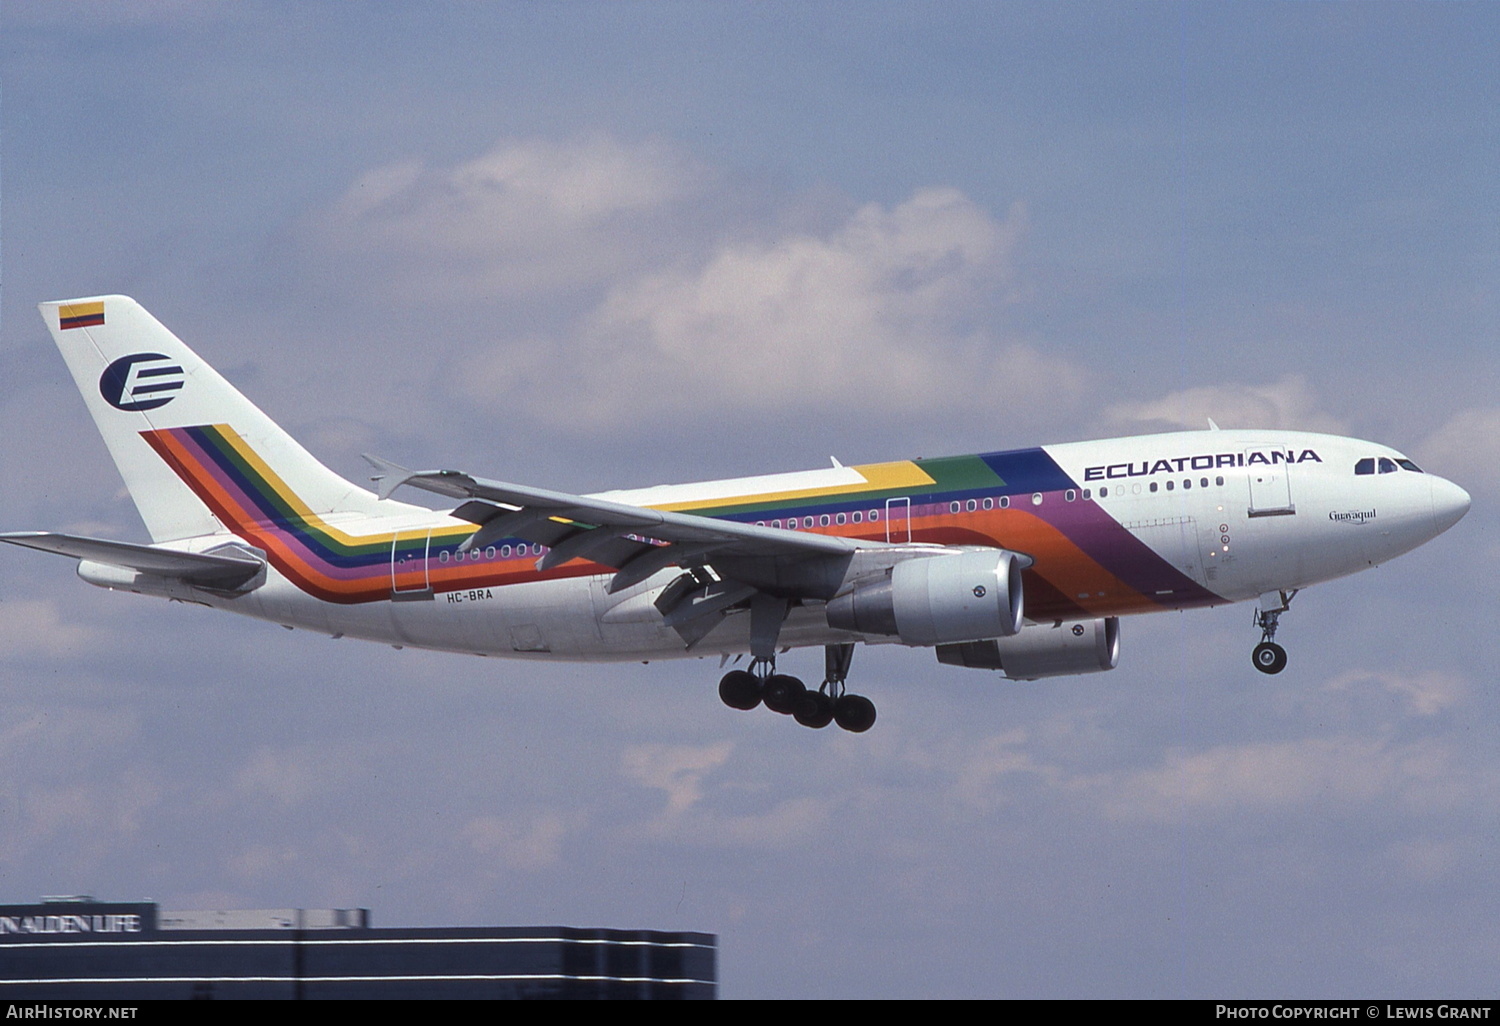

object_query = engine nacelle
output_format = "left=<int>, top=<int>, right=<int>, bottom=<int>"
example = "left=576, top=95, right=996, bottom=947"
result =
left=936, top=617, right=1120, bottom=680
left=826, top=550, right=1024, bottom=646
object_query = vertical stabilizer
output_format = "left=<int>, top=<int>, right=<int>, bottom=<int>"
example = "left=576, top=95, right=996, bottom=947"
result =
left=40, top=296, right=404, bottom=542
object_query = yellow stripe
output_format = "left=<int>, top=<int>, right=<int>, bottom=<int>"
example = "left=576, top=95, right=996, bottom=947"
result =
left=59, top=300, right=105, bottom=320
left=659, top=460, right=936, bottom=513
left=218, top=423, right=932, bottom=538
left=214, top=427, right=468, bottom=544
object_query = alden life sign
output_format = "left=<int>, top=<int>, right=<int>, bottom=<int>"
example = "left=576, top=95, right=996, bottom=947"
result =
left=0, top=903, right=155, bottom=938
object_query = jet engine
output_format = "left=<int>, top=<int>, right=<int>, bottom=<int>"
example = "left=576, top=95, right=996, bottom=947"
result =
left=825, top=550, right=1024, bottom=646
left=936, top=617, right=1120, bottom=680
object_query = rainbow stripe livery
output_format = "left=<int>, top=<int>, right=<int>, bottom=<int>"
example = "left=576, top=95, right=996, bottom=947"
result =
left=3, top=295, right=1470, bottom=733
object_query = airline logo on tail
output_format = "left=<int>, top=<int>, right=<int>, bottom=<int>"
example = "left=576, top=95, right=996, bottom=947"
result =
left=99, top=353, right=185, bottom=411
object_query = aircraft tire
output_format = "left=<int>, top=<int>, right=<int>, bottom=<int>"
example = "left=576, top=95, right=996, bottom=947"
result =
left=833, top=694, right=877, bottom=733
left=762, top=674, right=806, bottom=715
left=1252, top=642, right=1288, bottom=675
left=793, top=690, right=835, bottom=729
left=718, top=670, right=762, bottom=710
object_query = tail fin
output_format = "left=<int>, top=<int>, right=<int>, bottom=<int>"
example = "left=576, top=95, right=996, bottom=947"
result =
left=40, top=295, right=401, bottom=542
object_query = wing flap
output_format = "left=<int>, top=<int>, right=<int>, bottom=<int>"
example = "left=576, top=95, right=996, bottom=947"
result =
left=365, top=456, right=862, bottom=594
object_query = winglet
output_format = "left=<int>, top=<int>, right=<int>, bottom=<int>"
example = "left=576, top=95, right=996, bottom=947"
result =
left=362, top=453, right=420, bottom=500
left=1207, top=417, right=1221, bottom=431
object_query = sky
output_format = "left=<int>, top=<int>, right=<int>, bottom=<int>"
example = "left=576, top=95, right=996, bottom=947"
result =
left=1, top=1, right=1497, bottom=999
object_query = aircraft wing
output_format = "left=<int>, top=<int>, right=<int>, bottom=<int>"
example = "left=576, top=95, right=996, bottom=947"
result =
left=363, top=455, right=864, bottom=595
left=0, top=532, right=264, bottom=589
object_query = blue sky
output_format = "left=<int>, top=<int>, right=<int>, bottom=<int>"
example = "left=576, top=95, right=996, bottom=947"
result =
left=1, top=2, right=1496, bottom=997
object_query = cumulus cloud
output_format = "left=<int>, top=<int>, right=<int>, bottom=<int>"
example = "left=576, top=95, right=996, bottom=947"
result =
left=461, top=812, right=568, bottom=872
left=0, top=599, right=105, bottom=659
left=227, top=844, right=301, bottom=883
left=619, top=741, right=830, bottom=848
left=312, top=135, right=712, bottom=300
left=1326, top=668, right=1467, bottom=718
left=463, top=186, right=1084, bottom=426
left=234, top=746, right=363, bottom=807
left=1107, top=375, right=1348, bottom=435
left=1416, top=406, right=1500, bottom=498
left=307, top=136, right=1087, bottom=432
left=950, top=730, right=1059, bottom=810
left=1102, top=736, right=1462, bottom=824
left=700, top=796, right=831, bottom=848
left=621, top=741, right=733, bottom=817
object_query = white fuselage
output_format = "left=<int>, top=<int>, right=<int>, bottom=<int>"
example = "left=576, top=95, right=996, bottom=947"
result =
left=125, top=429, right=1466, bottom=664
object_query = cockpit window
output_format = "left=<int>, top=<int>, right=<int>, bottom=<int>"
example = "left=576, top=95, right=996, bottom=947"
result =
left=1355, top=458, right=1375, bottom=475
left=1397, top=459, right=1423, bottom=473
left=1378, top=457, right=1398, bottom=474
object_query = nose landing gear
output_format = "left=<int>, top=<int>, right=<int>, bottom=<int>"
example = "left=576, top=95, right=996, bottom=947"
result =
left=1251, top=589, right=1297, bottom=675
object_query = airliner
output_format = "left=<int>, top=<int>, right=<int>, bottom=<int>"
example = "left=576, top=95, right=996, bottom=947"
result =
left=3, top=297, right=1471, bottom=733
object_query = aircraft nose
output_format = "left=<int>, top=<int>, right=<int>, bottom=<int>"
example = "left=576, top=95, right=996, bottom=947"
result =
left=1430, top=475, right=1471, bottom=537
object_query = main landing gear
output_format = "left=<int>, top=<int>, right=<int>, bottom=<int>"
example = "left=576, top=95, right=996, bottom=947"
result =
left=1251, top=589, right=1298, bottom=675
left=718, top=643, right=876, bottom=733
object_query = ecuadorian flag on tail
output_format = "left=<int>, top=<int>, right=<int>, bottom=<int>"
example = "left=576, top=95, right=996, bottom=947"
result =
left=58, top=300, right=105, bottom=330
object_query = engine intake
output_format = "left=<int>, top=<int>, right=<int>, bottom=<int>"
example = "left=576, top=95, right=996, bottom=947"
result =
left=826, top=550, right=1024, bottom=646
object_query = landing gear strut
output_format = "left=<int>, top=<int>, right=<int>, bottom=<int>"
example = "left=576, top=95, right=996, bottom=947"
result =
left=1251, top=589, right=1297, bottom=675
left=716, top=643, right=876, bottom=733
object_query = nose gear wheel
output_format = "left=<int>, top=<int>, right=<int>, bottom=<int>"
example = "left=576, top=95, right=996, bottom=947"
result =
left=1251, top=589, right=1297, bottom=675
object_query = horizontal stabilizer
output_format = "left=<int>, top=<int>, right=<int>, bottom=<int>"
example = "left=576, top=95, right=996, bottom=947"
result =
left=0, top=532, right=264, bottom=589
